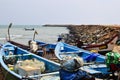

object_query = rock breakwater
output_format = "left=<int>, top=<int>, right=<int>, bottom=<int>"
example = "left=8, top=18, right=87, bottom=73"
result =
left=60, top=25, right=120, bottom=46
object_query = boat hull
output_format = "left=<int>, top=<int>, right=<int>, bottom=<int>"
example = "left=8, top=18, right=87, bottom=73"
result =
left=55, top=42, right=111, bottom=79
left=82, top=34, right=118, bottom=55
left=0, top=42, right=60, bottom=80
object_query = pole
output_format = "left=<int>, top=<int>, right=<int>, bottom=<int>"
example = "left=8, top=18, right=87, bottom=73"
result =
left=33, top=31, right=35, bottom=40
left=33, top=30, right=38, bottom=40
left=8, top=23, right=12, bottom=41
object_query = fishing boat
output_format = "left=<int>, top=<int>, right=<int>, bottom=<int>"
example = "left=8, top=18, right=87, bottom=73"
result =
left=8, top=40, right=57, bottom=61
left=81, top=33, right=119, bottom=55
left=55, top=41, right=112, bottom=79
left=0, top=42, right=60, bottom=80
left=24, top=28, right=34, bottom=31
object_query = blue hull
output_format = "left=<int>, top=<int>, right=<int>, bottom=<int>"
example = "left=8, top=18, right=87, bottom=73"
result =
left=0, top=42, right=60, bottom=80
left=55, top=42, right=110, bottom=79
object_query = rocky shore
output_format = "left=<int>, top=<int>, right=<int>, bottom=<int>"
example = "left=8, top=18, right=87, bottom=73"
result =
left=59, top=25, right=120, bottom=46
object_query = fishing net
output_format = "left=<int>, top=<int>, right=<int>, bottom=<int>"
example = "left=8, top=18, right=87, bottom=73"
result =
left=14, top=59, right=45, bottom=76
left=60, top=54, right=84, bottom=72
left=20, top=59, right=45, bottom=73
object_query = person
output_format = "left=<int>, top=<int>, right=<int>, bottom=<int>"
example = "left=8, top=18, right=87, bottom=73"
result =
left=59, top=57, right=95, bottom=80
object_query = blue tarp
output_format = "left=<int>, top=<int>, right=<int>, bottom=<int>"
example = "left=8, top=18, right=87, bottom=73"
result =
left=59, top=69, right=94, bottom=80
left=84, top=53, right=100, bottom=62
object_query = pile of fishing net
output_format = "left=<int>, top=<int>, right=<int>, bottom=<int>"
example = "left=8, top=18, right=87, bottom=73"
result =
left=20, top=59, right=45, bottom=73
left=14, top=59, right=46, bottom=76
left=61, top=53, right=79, bottom=60
left=60, top=53, right=84, bottom=72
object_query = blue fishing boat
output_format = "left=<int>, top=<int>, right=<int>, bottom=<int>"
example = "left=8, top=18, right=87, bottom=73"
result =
left=55, top=41, right=111, bottom=79
left=27, top=40, right=56, bottom=58
left=8, top=40, right=57, bottom=62
left=0, top=42, right=60, bottom=80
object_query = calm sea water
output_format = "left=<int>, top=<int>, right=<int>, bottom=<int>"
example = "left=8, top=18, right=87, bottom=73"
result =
left=0, top=25, right=69, bottom=45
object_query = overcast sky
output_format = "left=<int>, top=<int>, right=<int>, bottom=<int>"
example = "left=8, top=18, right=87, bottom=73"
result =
left=0, top=0, right=120, bottom=25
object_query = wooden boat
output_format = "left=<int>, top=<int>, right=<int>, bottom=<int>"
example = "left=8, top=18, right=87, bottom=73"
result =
left=55, top=41, right=111, bottom=79
left=24, top=28, right=34, bottom=31
left=8, top=40, right=57, bottom=61
left=81, top=34, right=118, bottom=55
left=0, top=42, right=60, bottom=80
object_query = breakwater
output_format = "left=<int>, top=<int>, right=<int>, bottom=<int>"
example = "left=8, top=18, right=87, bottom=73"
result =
left=58, top=25, right=120, bottom=46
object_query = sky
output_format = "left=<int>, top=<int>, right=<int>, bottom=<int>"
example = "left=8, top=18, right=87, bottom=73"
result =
left=0, top=0, right=120, bottom=25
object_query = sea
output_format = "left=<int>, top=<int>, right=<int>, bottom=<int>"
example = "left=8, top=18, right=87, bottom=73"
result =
left=0, top=25, right=69, bottom=45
